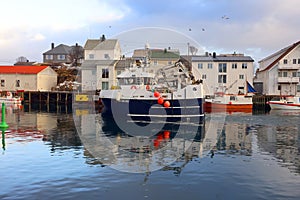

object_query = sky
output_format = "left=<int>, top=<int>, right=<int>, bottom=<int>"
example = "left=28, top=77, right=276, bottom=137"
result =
left=1, top=0, right=300, bottom=67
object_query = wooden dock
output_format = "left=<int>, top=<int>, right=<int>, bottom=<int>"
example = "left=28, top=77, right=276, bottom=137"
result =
left=252, top=95, right=277, bottom=111
left=23, top=91, right=73, bottom=105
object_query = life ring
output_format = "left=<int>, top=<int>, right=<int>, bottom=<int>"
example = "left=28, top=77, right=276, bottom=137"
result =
left=146, top=85, right=150, bottom=90
left=131, top=85, right=137, bottom=89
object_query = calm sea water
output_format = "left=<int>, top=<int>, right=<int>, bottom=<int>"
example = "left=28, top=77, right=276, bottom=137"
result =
left=0, top=105, right=300, bottom=200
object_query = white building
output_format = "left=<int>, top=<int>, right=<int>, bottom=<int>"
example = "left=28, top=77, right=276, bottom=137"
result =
left=81, top=38, right=122, bottom=91
left=0, top=65, right=57, bottom=91
left=190, top=52, right=255, bottom=96
left=254, top=41, right=300, bottom=96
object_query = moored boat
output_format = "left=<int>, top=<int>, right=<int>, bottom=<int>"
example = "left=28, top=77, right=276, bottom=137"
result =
left=267, top=96, right=300, bottom=110
left=204, top=81, right=255, bottom=113
left=99, top=56, right=204, bottom=123
left=204, top=93, right=253, bottom=113
left=0, top=92, right=22, bottom=104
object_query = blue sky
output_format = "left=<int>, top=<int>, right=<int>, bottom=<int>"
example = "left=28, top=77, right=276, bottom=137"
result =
left=0, top=0, right=300, bottom=66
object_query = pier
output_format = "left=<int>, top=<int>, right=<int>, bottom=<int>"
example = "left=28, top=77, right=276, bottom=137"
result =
left=252, top=95, right=277, bottom=111
left=18, top=91, right=279, bottom=113
left=23, top=91, right=73, bottom=105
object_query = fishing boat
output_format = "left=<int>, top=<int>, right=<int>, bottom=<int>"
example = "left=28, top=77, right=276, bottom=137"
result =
left=204, top=81, right=256, bottom=113
left=99, top=57, right=204, bottom=123
left=267, top=96, right=300, bottom=110
left=0, top=92, right=22, bottom=104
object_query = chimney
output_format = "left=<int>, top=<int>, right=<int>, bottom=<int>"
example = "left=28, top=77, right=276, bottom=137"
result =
left=213, top=52, right=216, bottom=58
left=51, top=43, right=54, bottom=49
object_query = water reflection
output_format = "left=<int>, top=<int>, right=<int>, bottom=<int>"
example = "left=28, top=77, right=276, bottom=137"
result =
left=2, top=107, right=300, bottom=175
left=256, top=110, right=300, bottom=174
left=77, top=112, right=207, bottom=173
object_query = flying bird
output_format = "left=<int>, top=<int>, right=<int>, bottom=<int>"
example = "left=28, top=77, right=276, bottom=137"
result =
left=222, top=15, right=230, bottom=20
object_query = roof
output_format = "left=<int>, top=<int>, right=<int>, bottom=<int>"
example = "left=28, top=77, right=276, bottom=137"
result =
left=115, top=58, right=134, bottom=70
left=133, top=49, right=180, bottom=59
left=84, top=39, right=101, bottom=50
left=259, top=41, right=300, bottom=72
left=81, top=60, right=117, bottom=69
left=93, top=39, right=118, bottom=50
left=0, top=66, right=49, bottom=74
left=43, top=44, right=72, bottom=55
left=191, top=54, right=254, bottom=62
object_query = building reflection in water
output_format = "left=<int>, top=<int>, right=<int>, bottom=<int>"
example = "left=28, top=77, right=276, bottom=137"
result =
left=4, top=107, right=299, bottom=175
left=74, top=107, right=255, bottom=173
left=255, top=122, right=300, bottom=174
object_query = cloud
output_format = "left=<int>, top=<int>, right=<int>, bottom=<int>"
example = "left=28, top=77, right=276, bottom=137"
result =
left=0, top=0, right=130, bottom=31
left=0, top=0, right=131, bottom=63
left=30, top=33, right=45, bottom=41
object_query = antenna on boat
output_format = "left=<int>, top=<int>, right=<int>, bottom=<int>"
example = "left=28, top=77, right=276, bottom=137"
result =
left=144, top=43, right=151, bottom=68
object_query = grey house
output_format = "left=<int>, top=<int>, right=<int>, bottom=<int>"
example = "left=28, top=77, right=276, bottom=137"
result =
left=43, top=43, right=72, bottom=65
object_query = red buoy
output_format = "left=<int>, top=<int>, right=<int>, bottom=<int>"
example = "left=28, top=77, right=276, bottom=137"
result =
left=154, top=91, right=160, bottom=98
left=164, top=101, right=170, bottom=108
left=157, top=97, right=164, bottom=104
left=163, top=131, right=170, bottom=139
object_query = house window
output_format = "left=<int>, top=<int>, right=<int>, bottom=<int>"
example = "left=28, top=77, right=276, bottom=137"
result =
left=102, top=82, right=109, bottom=90
left=232, top=63, right=237, bottom=69
left=46, top=55, right=53, bottom=60
left=218, top=63, right=227, bottom=73
left=293, top=59, right=297, bottom=64
left=297, top=85, right=300, bottom=92
left=198, top=63, right=203, bottom=69
left=239, top=74, right=244, bottom=79
left=104, top=54, right=110, bottom=59
left=207, top=63, right=213, bottom=69
left=278, top=71, right=282, bottom=77
left=292, top=72, right=297, bottom=77
left=1, top=80, right=5, bottom=87
left=202, top=74, right=207, bottom=79
left=242, top=63, right=247, bottom=69
left=283, top=59, right=288, bottom=64
left=297, top=71, right=300, bottom=77
left=102, top=68, right=109, bottom=78
left=89, top=54, right=94, bottom=59
left=283, top=72, right=288, bottom=77
left=218, top=75, right=227, bottom=83
left=16, top=80, right=20, bottom=87
left=57, top=55, right=65, bottom=60
left=298, top=59, right=300, bottom=64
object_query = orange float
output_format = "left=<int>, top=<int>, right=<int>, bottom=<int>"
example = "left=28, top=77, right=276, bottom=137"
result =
left=163, top=101, right=170, bottom=108
left=157, top=97, right=164, bottom=104
left=154, top=91, right=160, bottom=98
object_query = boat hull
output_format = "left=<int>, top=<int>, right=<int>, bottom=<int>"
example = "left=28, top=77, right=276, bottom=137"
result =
left=204, top=102, right=253, bottom=113
left=268, top=102, right=300, bottom=110
left=101, top=98, right=204, bottom=123
left=0, top=98, right=22, bottom=104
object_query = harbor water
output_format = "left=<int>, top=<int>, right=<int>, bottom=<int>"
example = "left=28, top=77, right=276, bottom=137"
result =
left=0, top=105, right=300, bottom=200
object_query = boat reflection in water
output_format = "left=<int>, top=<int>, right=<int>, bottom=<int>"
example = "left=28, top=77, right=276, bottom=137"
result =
left=74, top=104, right=254, bottom=173
left=77, top=112, right=206, bottom=173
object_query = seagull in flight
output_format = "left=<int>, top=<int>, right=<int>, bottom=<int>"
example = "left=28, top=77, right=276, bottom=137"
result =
left=222, top=15, right=230, bottom=20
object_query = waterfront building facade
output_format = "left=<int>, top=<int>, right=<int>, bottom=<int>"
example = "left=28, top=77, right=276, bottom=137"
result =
left=0, top=65, right=57, bottom=91
left=254, top=41, right=300, bottom=96
left=190, top=53, right=255, bottom=96
left=81, top=38, right=121, bottom=91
